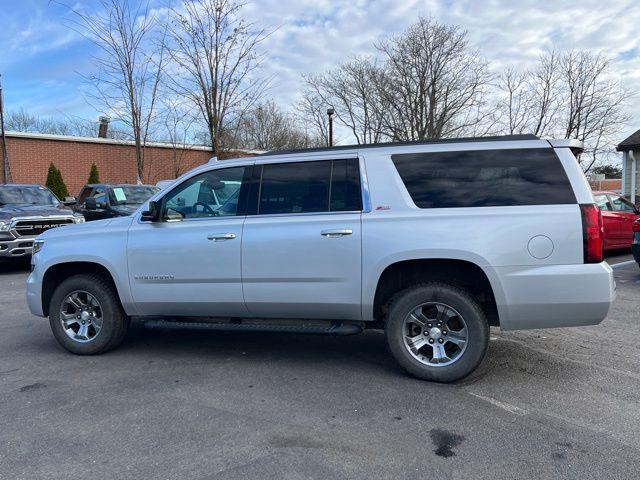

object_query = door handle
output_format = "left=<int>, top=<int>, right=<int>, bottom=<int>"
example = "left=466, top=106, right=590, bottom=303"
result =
left=207, top=233, right=236, bottom=241
left=321, top=229, right=353, bottom=237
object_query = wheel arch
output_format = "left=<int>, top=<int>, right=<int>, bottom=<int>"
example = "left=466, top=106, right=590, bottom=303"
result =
left=369, top=257, right=503, bottom=326
left=41, top=261, right=126, bottom=317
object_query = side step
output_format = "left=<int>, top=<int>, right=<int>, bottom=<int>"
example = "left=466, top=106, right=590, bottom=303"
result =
left=143, top=319, right=363, bottom=336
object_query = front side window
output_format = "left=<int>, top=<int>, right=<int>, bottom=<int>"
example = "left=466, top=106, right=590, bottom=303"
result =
left=609, top=195, right=636, bottom=213
left=163, top=167, right=246, bottom=220
left=256, top=159, right=362, bottom=215
left=92, top=187, right=108, bottom=206
left=392, top=148, right=576, bottom=208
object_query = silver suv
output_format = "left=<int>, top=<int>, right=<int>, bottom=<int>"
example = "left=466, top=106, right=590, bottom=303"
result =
left=26, top=135, right=615, bottom=382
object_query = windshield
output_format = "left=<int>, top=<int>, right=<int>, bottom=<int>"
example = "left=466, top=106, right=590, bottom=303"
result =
left=108, top=186, right=159, bottom=206
left=0, top=185, right=60, bottom=206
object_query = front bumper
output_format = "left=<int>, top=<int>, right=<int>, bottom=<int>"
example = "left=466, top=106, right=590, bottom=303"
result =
left=0, top=237, right=34, bottom=258
left=632, top=232, right=640, bottom=265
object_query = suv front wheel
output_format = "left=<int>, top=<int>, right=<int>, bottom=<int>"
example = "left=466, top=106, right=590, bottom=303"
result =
left=385, top=283, right=489, bottom=382
left=49, top=274, right=129, bottom=355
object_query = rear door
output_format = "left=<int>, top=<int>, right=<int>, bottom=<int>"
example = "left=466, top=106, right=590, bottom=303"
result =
left=608, top=194, right=638, bottom=246
left=241, top=158, right=363, bottom=320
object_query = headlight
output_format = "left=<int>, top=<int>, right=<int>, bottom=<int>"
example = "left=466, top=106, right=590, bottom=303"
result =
left=73, top=215, right=85, bottom=224
left=0, top=221, right=9, bottom=232
left=33, top=240, right=45, bottom=254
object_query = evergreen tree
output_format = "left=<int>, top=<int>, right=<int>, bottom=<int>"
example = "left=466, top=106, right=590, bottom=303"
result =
left=88, top=163, right=100, bottom=184
left=45, top=163, right=69, bottom=199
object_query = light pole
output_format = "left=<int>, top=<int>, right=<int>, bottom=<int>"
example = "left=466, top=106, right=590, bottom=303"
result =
left=327, top=107, right=334, bottom=147
left=0, top=74, right=10, bottom=183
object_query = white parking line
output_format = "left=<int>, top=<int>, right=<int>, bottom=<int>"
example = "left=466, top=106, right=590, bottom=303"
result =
left=469, top=392, right=529, bottom=416
left=610, top=260, right=637, bottom=269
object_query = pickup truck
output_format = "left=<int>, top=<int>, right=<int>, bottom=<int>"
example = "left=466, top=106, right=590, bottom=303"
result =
left=0, top=184, right=84, bottom=260
left=26, top=135, right=615, bottom=382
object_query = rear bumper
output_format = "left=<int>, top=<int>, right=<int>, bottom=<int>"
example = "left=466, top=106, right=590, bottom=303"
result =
left=632, top=233, right=640, bottom=265
left=495, top=262, right=615, bottom=331
left=0, top=237, right=34, bottom=259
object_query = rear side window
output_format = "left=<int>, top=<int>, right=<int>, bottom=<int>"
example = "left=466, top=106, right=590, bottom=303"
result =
left=392, top=148, right=576, bottom=208
left=257, top=159, right=362, bottom=215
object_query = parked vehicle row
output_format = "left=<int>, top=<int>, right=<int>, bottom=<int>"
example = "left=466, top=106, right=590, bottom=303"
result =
left=26, top=135, right=616, bottom=382
left=0, top=184, right=85, bottom=260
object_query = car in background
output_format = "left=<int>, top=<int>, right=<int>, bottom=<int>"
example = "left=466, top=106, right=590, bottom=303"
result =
left=593, top=190, right=640, bottom=251
left=73, top=184, right=159, bottom=222
left=155, top=179, right=175, bottom=191
left=0, top=184, right=83, bottom=260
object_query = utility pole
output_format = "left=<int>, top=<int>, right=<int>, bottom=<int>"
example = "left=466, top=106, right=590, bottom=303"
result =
left=0, top=74, right=11, bottom=183
left=327, top=107, right=334, bottom=147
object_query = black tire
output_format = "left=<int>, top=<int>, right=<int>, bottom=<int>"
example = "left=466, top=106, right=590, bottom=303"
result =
left=385, top=283, right=489, bottom=383
left=48, top=273, right=129, bottom=355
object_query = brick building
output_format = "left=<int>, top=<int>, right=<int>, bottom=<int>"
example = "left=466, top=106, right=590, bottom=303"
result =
left=0, top=131, right=257, bottom=195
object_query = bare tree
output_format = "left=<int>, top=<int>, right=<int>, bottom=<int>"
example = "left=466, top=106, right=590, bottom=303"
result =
left=303, top=57, right=387, bottom=144
left=230, top=100, right=323, bottom=150
left=164, top=0, right=271, bottom=155
left=560, top=51, right=628, bottom=172
left=495, top=50, right=629, bottom=172
left=67, top=0, right=166, bottom=181
left=374, top=17, right=492, bottom=141
left=160, top=99, right=198, bottom=178
left=296, top=89, right=330, bottom=146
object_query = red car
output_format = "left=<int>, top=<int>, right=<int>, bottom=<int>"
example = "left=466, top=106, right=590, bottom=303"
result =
left=593, top=190, right=640, bottom=250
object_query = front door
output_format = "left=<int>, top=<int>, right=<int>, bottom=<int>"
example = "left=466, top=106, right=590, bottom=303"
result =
left=242, top=158, right=363, bottom=320
left=127, top=165, right=250, bottom=317
left=608, top=194, right=639, bottom=246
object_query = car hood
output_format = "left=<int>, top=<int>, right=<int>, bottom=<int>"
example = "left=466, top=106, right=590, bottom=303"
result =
left=0, top=204, right=74, bottom=221
left=38, top=215, right=133, bottom=241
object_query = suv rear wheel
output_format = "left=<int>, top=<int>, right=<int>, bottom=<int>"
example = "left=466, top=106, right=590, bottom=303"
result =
left=48, top=274, right=129, bottom=355
left=385, top=283, right=489, bottom=382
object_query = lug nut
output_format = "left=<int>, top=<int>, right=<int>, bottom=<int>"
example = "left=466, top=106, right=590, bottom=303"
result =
left=429, top=338, right=434, bottom=344
left=442, top=331, right=447, bottom=335
left=438, top=338, right=444, bottom=343
left=427, top=323, right=432, bottom=328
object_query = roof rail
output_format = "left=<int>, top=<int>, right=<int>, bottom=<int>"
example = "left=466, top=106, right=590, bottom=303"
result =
left=259, top=134, right=540, bottom=157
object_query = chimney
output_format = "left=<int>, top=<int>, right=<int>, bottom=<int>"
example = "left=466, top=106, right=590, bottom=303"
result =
left=98, top=116, right=110, bottom=138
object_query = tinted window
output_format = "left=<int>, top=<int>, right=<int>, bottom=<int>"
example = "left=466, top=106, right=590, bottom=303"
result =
left=257, top=159, right=361, bottom=215
left=77, top=187, right=92, bottom=205
left=164, top=167, right=246, bottom=219
left=330, top=159, right=362, bottom=212
left=92, top=187, right=107, bottom=205
left=392, top=148, right=576, bottom=208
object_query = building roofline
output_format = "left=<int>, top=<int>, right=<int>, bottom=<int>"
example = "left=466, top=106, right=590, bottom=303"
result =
left=3, top=130, right=262, bottom=155
left=258, top=134, right=540, bottom=157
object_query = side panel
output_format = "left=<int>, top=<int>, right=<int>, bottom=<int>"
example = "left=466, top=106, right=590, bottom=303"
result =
left=360, top=148, right=586, bottom=327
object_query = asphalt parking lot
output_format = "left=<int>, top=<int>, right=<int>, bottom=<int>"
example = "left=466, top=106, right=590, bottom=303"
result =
left=1, top=254, right=639, bottom=480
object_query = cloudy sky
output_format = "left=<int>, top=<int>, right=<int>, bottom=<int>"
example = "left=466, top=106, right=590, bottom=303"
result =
left=1, top=0, right=639, bottom=142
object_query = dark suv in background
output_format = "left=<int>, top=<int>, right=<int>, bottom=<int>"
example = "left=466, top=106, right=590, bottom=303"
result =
left=73, top=184, right=159, bottom=221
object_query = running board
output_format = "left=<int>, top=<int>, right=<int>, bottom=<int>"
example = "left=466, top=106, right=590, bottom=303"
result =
left=143, top=319, right=363, bottom=336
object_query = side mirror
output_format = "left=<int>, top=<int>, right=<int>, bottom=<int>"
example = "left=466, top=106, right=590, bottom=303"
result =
left=140, top=200, right=161, bottom=222
left=63, top=196, right=77, bottom=206
left=85, top=197, right=97, bottom=210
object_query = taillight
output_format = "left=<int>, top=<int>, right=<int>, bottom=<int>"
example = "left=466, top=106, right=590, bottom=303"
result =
left=580, top=204, right=603, bottom=263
